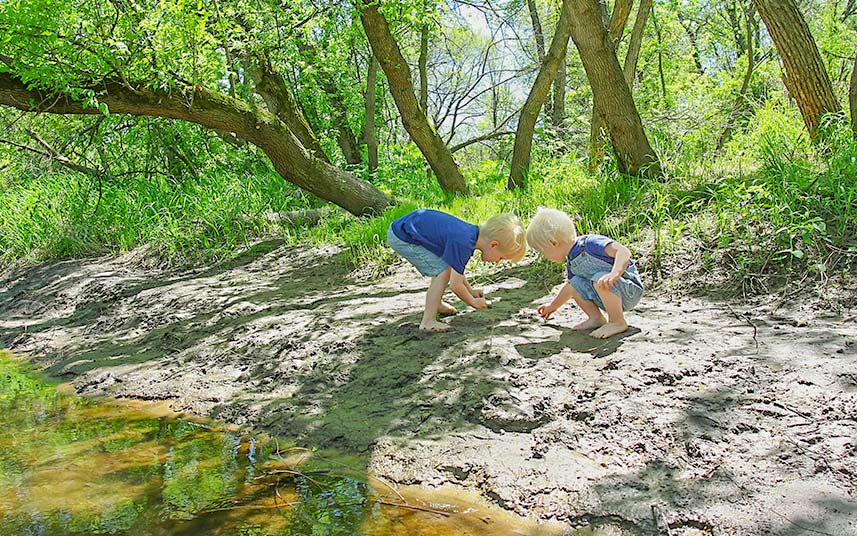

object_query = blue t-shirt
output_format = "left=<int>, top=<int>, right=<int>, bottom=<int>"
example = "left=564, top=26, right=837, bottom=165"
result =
left=391, top=209, right=479, bottom=274
left=566, top=234, right=636, bottom=279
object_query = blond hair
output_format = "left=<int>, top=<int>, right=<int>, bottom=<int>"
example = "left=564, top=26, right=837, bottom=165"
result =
left=526, top=207, right=577, bottom=253
left=480, top=213, right=527, bottom=262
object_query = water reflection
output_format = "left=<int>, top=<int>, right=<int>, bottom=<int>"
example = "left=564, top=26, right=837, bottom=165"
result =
left=0, top=352, right=617, bottom=536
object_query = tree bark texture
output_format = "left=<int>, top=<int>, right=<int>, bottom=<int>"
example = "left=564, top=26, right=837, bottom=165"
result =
left=508, top=0, right=574, bottom=188
left=358, top=1, right=468, bottom=194
left=568, top=0, right=660, bottom=177
left=751, top=0, right=840, bottom=137
left=0, top=74, right=394, bottom=216
left=589, top=0, right=633, bottom=170
left=608, top=0, right=633, bottom=41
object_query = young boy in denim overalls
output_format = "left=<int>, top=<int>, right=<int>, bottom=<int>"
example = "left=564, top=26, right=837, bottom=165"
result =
left=388, top=209, right=527, bottom=332
left=526, top=208, right=643, bottom=338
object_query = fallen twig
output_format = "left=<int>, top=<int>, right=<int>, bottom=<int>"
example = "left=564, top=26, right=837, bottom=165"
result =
left=369, top=498, right=451, bottom=517
left=726, top=304, right=758, bottom=352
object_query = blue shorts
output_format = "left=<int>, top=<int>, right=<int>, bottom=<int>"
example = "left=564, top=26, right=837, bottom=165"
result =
left=569, top=268, right=643, bottom=311
left=387, top=227, right=450, bottom=277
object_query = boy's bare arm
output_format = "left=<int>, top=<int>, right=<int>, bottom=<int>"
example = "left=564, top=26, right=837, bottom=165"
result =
left=460, top=276, right=484, bottom=298
left=450, top=271, right=486, bottom=308
left=538, top=281, right=575, bottom=319
left=597, top=241, right=631, bottom=289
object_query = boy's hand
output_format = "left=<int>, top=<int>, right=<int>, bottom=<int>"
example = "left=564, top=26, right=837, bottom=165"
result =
left=471, top=288, right=484, bottom=298
left=471, top=297, right=488, bottom=309
left=537, top=304, right=556, bottom=320
left=595, top=271, right=621, bottom=290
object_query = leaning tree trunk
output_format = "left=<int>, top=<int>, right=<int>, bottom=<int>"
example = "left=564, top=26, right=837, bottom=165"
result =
left=850, top=54, right=857, bottom=136
left=358, top=1, right=468, bottom=194
left=248, top=52, right=330, bottom=164
left=569, top=0, right=660, bottom=177
left=0, top=74, right=394, bottom=216
left=508, top=0, right=574, bottom=189
left=751, top=0, right=840, bottom=137
left=589, top=0, right=633, bottom=170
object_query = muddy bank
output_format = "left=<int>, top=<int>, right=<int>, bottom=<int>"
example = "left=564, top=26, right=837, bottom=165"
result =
left=1, top=243, right=855, bottom=535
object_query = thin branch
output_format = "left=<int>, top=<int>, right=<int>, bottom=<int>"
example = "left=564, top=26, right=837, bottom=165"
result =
left=450, top=129, right=515, bottom=152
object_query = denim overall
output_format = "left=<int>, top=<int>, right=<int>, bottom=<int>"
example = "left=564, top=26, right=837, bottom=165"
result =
left=566, top=237, right=644, bottom=311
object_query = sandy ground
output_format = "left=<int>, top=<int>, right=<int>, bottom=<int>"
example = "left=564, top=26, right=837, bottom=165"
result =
left=1, top=242, right=855, bottom=535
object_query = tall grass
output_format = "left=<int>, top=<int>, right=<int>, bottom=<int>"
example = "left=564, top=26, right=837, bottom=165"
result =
left=2, top=101, right=854, bottom=297
left=0, top=168, right=310, bottom=266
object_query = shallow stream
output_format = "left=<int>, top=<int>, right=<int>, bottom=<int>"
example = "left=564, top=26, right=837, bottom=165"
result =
left=0, top=352, right=628, bottom=536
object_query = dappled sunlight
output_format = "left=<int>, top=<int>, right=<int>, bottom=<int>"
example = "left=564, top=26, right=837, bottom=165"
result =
left=1, top=244, right=855, bottom=534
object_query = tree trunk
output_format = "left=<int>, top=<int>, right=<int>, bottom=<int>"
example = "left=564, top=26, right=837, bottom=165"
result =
left=332, top=97, right=363, bottom=166
left=607, top=0, right=633, bottom=41
left=419, top=23, right=429, bottom=114
left=248, top=52, right=330, bottom=164
left=528, top=0, right=548, bottom=63
left=508, top=0, right=574, bottom=189
left=752, top=0, right=840, bottom=137
left=851, top=54, right=857, bottom=136
left=589, top=0, right=633, bottom=170
left=552, top=59, right=567, bottom=127
left=364, top=55, right=380, bottom=174
left=623, top=0, right=652, bottom=85
left=358, top=1, right=468, bottom=194
left=0, top=74, right=394, bottom=216
left=568, top=0, right=660, bottom=177
left=527, top=0, right=552, bottom=119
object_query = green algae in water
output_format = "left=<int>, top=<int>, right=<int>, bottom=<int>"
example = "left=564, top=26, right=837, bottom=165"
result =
left=0, top=353, right=272, bottom=535
left=0, top=353, right=623, bottom=536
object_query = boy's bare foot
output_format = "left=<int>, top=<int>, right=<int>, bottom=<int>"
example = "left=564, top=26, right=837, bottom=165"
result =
left=438, top=301, right=458, bottom=316
left=590, top=321, right=628, bottom=338
left=419, top=321, right=450, bottom=333
left=572, top=316, right=606, bottom=330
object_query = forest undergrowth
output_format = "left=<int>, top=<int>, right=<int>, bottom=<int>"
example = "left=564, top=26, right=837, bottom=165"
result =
left=2, top=104, right=855, bottom=305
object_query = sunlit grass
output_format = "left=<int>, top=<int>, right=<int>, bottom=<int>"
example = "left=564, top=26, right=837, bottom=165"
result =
left=1, top=103, right=855, bottom=295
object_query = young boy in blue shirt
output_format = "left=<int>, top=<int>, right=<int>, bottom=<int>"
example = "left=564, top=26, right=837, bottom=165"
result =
left=388, top=209, right=527, bottom=332
left=526, top=207, right=644, bottom=338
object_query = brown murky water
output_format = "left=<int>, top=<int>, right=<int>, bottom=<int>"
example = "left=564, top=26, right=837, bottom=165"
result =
left=0, top=352, right=627, bottom=536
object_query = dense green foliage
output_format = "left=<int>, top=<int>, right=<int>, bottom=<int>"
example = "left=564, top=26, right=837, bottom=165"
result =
left=1, top=0, right=855, bottom=294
